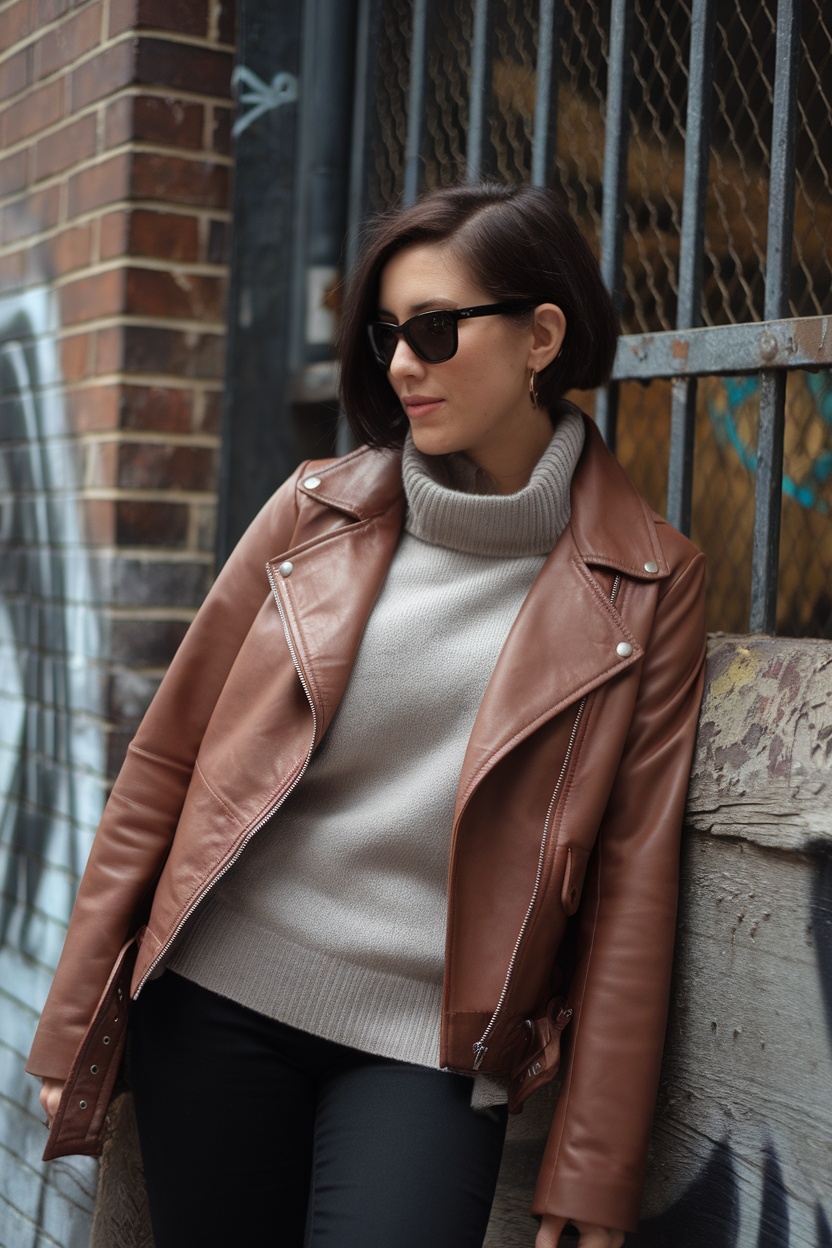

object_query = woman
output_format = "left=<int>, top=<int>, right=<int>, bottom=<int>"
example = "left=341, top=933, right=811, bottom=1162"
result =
left=31, top=182, right=706, bottom=1248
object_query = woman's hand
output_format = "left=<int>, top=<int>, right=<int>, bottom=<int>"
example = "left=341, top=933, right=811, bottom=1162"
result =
left=39, top=1077, right=65, bottom=1127
left=536, top=1213, right=626, bottom=1248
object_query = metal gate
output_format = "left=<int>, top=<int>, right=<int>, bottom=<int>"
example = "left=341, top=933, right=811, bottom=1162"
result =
left=221, top=0, right=832, bottom=636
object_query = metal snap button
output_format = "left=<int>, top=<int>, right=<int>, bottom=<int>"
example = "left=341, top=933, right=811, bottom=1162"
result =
left=278, top=561, right=294, bottom=578
left=303, top=476, right=321, bottom=490
left=616, top=641, right=633, bottom=658
left=79, top=1100, right=88, bottom=1109
left=644, top=560, right=659, bottom=574
left=90, top=1065, right=99, bottom=1074
left=102, top=1035, right=110, bottom=1045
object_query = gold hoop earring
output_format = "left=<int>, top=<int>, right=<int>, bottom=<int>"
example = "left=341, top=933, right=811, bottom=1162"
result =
left=528, top=369, right=538, bottom=409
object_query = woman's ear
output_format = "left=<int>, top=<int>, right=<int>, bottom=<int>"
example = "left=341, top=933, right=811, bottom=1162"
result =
left=527, top=304, right=566, bottom=372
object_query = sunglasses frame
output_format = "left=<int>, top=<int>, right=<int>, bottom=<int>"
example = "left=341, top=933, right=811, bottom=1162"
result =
left=367, top=301, right=535, bottom=370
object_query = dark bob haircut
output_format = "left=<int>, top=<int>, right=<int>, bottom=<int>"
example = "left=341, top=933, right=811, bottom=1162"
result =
left=337, top=181, right=619, bottom=449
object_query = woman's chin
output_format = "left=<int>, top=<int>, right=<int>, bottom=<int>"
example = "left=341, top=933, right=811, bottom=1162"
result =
left=408, top=425, right=465, bottom=460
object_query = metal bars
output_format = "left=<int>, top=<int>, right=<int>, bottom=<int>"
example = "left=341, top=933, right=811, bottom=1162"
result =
left=467, top=0, right=495, bottom=181
left=403, top=0, right=429, bottom=204
left=531, top=0, right=561, bottom=188
left=269, top=0, right=827, bottom=635
left=750, top=0, right=802, bottom=632
left=666, top=0, right=716, bottom=534
left=595, top=0, right=634, bottom=451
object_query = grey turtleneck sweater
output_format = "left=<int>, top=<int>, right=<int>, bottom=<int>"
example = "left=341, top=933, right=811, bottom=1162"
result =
left=167, top=407, right=585, bottom=1083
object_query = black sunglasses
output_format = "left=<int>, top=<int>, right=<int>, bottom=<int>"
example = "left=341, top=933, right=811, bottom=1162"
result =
left=367, top=301, right=534, bottom=370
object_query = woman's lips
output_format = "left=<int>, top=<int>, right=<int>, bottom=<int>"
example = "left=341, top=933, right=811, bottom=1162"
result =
left=403, top=396, right=444, bottom=419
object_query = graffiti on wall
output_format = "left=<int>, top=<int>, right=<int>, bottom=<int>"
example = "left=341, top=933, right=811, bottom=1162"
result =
left=0, top=285, right=106, bottom=1244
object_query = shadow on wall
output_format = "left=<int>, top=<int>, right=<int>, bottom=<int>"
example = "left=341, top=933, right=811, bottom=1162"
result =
left=0, top=286, right=106, bottom=1244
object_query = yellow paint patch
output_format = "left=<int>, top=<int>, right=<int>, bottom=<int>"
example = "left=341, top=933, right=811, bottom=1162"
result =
left=710, top=646, right=760, bottom=699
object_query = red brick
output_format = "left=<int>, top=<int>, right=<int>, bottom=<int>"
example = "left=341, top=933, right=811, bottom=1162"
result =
left=110, top=0, right=208, bottom=38
left=95, top=324, right=123, bottom=372
left=127, top=208, right=199, bottom=260
left=0, top=185, right=60, bottom=243
left=67, top=383, right=121, bottom=431
left=1, top=79, right=63, bottom=146
left=119, top=384, right=193, bottom=431
left=0, top=250, right=25, bottom=290
left=131, top=152, right=229, bottom=208
left=125, top=267, right=224, bottom=320
left=34, top=4, right=104, bottom=82
left=49, top=222, right=95, bottom=276
left=71, top=39, right=136, bottom=111
left=61, top=268, right=123, bottom=324
left=35, top=0, right=75, bottom=25
left=99, top=208, right=128, bottom=258
left=60, top=331, right=95, bottom=381
left=196, top=388, right=221, bottom=434
left=209, top=104, right=231, bottom=155
left=118, top=442, right=217, bottom=490
left=33, top=114, right=97, bottom=181
left=121, top=323, right=225, bottom=377
left=135, top=38, right=233, bottom=97
left=106, top=93, right=204, bottom=150
left=67, top=152, right=131, bottom=216
left=0, top=149, right=27, bottom=196
left=116, top=499, right=189, bottom=545
left=0, top=48, right=29, bottom=101
left=107, top=0, right=137, bottom=37
left=0, top=0, right=32, bottom=50
left=102, top=92, right=132, bottom=147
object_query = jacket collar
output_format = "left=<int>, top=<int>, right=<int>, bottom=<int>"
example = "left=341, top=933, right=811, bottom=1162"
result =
left=301, top=416, right=668, bottom=581
left=298, top=444, right=403, bottom=521
left=568, top=417, right=670, bottom=580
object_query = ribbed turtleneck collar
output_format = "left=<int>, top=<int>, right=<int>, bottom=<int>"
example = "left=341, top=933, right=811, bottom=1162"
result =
left=402, top=404, right=585, bottom=557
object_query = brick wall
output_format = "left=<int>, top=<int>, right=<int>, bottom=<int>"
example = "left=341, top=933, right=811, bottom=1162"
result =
left=0, top=2, right=236, bottom=1241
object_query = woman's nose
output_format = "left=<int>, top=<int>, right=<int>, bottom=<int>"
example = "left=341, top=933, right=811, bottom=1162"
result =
left=388, top=337, right=425, bottom=377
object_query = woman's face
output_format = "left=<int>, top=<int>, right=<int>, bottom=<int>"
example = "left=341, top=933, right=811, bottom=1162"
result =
left=376, top=242, right=563, bottom=492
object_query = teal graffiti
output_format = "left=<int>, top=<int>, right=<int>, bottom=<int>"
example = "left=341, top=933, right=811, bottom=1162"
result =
left=706, top=373, right=832, bottom=516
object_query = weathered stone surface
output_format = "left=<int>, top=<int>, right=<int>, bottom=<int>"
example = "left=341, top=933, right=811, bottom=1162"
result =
left=688, top=635, right=832, bottom=850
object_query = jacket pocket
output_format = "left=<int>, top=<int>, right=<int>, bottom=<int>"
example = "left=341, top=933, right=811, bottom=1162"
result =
left=507, top=996, right=573, bottom=1113
left=561, top=844, right=591, bottom=916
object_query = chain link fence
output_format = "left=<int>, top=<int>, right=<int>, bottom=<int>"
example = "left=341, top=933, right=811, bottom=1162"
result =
left=364, top=0, right=832, bottom=636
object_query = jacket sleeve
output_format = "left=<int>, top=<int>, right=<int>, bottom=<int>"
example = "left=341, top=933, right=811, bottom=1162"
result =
left=532, top=549, right=707, bottom=1232
left=26, top=465, right=307, bottom=1081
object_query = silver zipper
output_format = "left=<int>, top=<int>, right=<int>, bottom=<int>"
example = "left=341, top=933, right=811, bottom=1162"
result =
left=472, top=573, right=621, bottom=1069
left=134, top=563, right=318, bottom=995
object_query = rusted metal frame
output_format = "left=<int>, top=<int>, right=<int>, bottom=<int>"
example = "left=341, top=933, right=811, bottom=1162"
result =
left=467, top=0, right=495, bottom=181
left=595, top=0, right=634, bottom=453
left=531, top=0, right=562, bottom=188
left=403, top=0, right=430, bottom=206
left=611, top=315, right=832, bottom=380
left=667, top=0, right=716, bottom=536
left=751, top=0, right=801, bottom=633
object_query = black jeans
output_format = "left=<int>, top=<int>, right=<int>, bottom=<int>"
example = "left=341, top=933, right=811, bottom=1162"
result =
left=129, top=972, right=508, bottom=1248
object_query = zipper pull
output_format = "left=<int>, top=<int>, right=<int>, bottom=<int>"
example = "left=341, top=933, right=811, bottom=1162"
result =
left=472, top=1041, right=488, bottom=1070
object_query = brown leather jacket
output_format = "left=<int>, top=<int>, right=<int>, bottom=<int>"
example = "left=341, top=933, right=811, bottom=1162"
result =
left=28, top=417, right=706, bottom=1232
